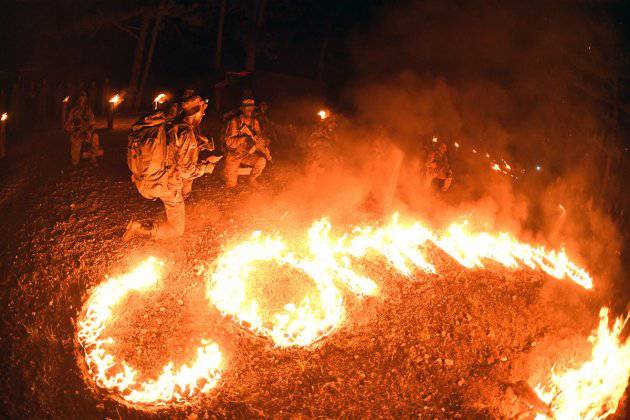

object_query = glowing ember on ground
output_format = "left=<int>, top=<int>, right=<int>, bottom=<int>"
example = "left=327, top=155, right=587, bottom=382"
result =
left=534, top=307, right=630, bottom=419
left=77, top=257, right=222, bottom=406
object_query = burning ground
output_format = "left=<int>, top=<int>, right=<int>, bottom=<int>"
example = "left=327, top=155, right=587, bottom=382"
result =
left=0, top=121, right=628, bottom=418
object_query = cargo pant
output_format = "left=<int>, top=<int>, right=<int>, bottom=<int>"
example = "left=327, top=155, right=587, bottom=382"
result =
left=70, top=132, right=103, bottom=165
left=151, top=188, right=186, bottom=240
left=224, top=153, right=266, bottom=188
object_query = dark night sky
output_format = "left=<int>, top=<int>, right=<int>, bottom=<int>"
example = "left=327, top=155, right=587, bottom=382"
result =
left=0, top=0, right=628, bottom=118
left=0, top=0, right=387, bottom=85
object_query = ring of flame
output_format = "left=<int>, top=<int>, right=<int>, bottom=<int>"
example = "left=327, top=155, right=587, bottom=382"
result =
left=206, top=233, right=345, bottom=347
left=76, top=257, right=222, bottom=406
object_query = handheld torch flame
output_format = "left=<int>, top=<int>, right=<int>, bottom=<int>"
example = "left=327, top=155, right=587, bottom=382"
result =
left=62, top=96, right=70, bottom=103
left=109, top=94, right=123, bottom=108
left=153, top=93, right=167, bottom=104
left=1, top=112, right=7, bottom=122
left=318, top=110, right=328, bottom=120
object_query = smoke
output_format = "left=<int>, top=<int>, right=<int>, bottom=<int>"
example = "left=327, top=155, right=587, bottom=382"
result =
left=230, top=0, right=623, bottom=298
left=340, top=0, right=623, bottom=290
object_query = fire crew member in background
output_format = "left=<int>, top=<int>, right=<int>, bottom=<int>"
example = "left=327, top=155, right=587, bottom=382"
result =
left=64, top=91, right=103, bottom=165
left=123, top=95, right=216, bottom=241
left=306, top=111, right=338, bottom=173
left=255, top=100, right=277, bottom=142
left=224, top=98, right=271, bottom=188
left=425, top=142, right=453, bottom=191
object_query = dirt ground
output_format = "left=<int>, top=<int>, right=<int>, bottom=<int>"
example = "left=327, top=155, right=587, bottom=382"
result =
left=0, top=122, right=627, bottom=419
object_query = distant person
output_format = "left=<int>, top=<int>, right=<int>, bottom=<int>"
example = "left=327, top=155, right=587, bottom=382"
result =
left=223, top=98, right=271, bottom=188
left=306, top=112, right=338, bottom=173
left=425, top=142, right=453, bottom=191
left=64, top=92, right=103, bottom=166
left=255, top=101, right=278, bottom=143
left=123, top=95, right=218, bottom=241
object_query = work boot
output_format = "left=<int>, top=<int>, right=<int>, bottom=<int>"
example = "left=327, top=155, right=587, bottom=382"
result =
left=122, top=220, right=150, bottom=242
left=248, top=178, right=262, bottom=189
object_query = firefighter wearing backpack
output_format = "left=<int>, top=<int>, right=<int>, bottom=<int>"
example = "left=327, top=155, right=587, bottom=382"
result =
left=123, top=95, right=216, bottom=242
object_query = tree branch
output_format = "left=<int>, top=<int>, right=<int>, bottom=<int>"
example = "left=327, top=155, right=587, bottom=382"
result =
left=112, top=22, right=139, bottom=40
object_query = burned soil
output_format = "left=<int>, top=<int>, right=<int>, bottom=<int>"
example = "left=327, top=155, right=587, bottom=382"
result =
left=0, top=125, right=626, bottom=419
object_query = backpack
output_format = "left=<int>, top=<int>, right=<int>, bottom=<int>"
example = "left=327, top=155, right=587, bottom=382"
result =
left=127, top=111, right=170, bottom=199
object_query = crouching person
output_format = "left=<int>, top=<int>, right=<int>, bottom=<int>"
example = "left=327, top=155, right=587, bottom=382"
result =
left=224, top=98, right=271, bottom=188
left=123, top=96, right=215, bottom=241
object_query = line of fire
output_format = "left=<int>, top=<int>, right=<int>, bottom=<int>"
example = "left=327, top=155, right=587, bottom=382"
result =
left=0, top=1, right=629, bottom=419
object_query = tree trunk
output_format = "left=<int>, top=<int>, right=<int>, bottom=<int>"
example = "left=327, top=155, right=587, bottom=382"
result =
left=317, top=38, right=329, bottom=81
left=245, top=0, right=266, bottom=72
left=128, top=14, right=151, bottom=108
left=135, top=13, right=163, bottom=109
left=215, top=0, right=226, bottom=72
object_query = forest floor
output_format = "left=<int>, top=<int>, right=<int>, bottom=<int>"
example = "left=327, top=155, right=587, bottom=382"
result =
left=0, top=120, right=626, bottom=419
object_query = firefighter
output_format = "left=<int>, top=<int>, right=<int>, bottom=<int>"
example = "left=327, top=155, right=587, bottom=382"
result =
left=306, top=111, right=338, bottom=173
left=255, top=101, right=277, bottom=141
left=223, top=98, right=271, bottom=188
left=64, top=91, right=103, bottom=165
left=425, top=142, right=453, bottom=191
left=123, top=95, right=216, bottom=241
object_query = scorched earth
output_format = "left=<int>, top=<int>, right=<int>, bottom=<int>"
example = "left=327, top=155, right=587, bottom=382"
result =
left=0, top=124, right=627, bottom=419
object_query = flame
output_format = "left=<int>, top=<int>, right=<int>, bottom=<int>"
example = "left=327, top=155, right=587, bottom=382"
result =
left=77, top=257, right=222, bottom=405
left=454, top=141, right=460, bottom=148
left=207, top=214, right=593, bottom=347
left=318, top=110, right=328, bottom=120
left=207, top=230, right=346, bottom=348
left=534, top=307, right=630, bottom=419
left=76, top=214, right=625, bottom=413
left=153, top=93, right=167, bottom=104
left=1, top=112, right=7, bottom=121
left=492, top=163, right=501, bottom=171
left=62, top=96, right=70, bottom=103
left=109, top=94, right=123, bottom=107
